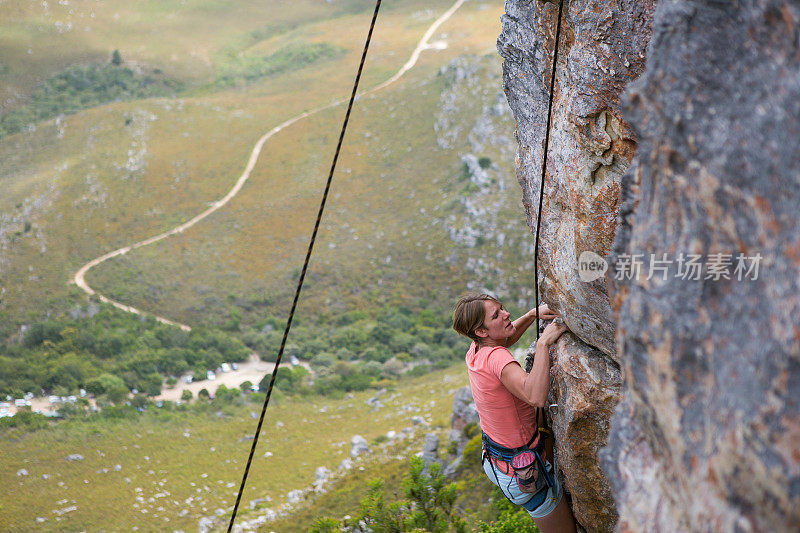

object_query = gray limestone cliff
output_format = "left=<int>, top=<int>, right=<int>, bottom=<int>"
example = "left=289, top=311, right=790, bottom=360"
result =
left=498, top=0, right=799, bottom=531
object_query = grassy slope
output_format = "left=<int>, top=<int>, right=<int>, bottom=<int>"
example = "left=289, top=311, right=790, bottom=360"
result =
left=0, top=0, right=381, bottom=111
left=0, top=0, right=532, bottom=331
left=0, top=367, right=472, bottom=531
left=0, top=2, right=531, bottom=529
left=0, top=0, right=465, bottom=323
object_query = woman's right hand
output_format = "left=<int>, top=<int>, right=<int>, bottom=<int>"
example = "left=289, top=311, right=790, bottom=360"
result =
left=539, top=321, right=569, bottom=347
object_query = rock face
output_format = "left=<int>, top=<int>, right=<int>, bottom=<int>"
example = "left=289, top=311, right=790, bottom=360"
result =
left=543, top=334, right=622, bottom=532
left=498, top=1, right=656, bottom=530
left=601, top=1, right=800, bottom=531
left=498, top=0, right=657, bottom=360
left=500, top=0, right=800, bottom=532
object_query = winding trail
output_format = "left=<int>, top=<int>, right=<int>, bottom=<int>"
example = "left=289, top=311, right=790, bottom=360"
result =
left=72, top=0, right=465, bottom=331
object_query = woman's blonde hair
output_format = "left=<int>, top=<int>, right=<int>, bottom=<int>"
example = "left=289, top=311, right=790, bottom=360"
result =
left=452, top=293, right=499, bottom=342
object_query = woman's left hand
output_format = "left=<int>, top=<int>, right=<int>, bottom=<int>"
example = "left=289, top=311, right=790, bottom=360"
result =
left=533, top=303, right=558, bottom=320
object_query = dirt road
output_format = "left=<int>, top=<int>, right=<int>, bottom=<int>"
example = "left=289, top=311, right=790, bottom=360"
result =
left=70, top=0, right=466, bottom=331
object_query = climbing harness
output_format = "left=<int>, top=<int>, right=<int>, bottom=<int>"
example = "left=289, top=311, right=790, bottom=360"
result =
left=226, top=1, right=383, bottom=530
left=481, top=408, right=558, bottom=510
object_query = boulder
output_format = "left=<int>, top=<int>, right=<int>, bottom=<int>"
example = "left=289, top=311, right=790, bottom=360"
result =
left=286, top=489, right=303, bottom=504
left=443, top=456, right=462, bottom=478
left=198, top=516, right=214, bottom=533
left=350, top=435, right=369, bottom=458
left=421, top=433, right=440, bottom=466
left=65, top=454, right=84, bottom=462
left=313, top=466, right=330, bottom=492
left=450, top=386, right=479, bottom=431
left=502, top=0, right=800, bottom=531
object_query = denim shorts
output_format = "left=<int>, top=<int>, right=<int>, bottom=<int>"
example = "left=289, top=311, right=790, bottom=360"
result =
left=482, top=453, right=563, bottom=519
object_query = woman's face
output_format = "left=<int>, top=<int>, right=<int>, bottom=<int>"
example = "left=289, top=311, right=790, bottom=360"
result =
left=476, top=299, right=514, bottom=343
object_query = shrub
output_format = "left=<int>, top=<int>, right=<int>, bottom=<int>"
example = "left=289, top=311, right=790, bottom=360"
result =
left=369, top=323, right=394, bottom=345
left=332, top=361, right=355, bottom=377
left=131, top=394, right=149, bottom=410
left=181, top=389, right=193, bottom=402
left=310, top=352, right=335, bottom=368
left=381, top=358, right=405, bottom=378
left=0, top=62, right=181, bottom=138
left=334, top=457, right=466, bottom=532
left=408, top=364, right=433, bottom=377
left=217, top=42, right=344, bottom=86
left=361, top=361, right=382, bottom=377
left=478, top=494, right=540, bottom=533
left=391, top=332, right=416, bottom=353
left=360, top=346, right=391, bottom=363
left=308, top=518, right=339, bottom=533
left=341, top=372, right=373, bottom=392
left=0, top=410, right=49, bottom=431
left=411, top=343, right=432, bottom=359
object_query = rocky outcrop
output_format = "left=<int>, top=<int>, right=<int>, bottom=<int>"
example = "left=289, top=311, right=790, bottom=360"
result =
left=500, top=0, right=800, bottom=531
left=445, top=386, right=480, bottom=477
left=498, top=1, right=656, bottom=530
left=601, top=1, right=800, bottom=531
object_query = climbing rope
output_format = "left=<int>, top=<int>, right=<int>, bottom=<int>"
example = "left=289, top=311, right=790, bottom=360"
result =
left=227, top=1, right=382, bottom=529
left=529, top=0, right=564, bottom=371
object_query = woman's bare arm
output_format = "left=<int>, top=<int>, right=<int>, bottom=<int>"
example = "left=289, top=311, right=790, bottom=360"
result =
left=499, top=322, right=568, bottom=406
left=504, top=304, right=557, bottom=348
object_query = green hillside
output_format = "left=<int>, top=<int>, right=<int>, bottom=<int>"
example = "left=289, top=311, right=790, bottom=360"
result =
left=0, top=0, right=532, bottom=334
left=0, top=366, right=475, bottom=531
left=0, top=1, right=541, bottom=529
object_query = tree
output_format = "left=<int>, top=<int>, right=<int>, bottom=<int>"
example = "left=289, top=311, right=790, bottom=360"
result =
left=357, top=479, right=406, bottom=533
left=181, top=389, right=193, bottom=402
left=346, top=457, right=465, bottom=532
left=111, top=49, right=122, bottom=66
left=87, top=373, right=128, bottom=403
left=308, top=518, right=340, bottom=533
left=402, top=458, right=461, bottom=532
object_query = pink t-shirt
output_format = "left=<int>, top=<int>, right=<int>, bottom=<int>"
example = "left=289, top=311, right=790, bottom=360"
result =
left=465, top=342, right=538, bottom=448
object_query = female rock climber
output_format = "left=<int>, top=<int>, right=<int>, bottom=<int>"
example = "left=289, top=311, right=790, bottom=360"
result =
left=452, top=293, right=576, bottom=533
